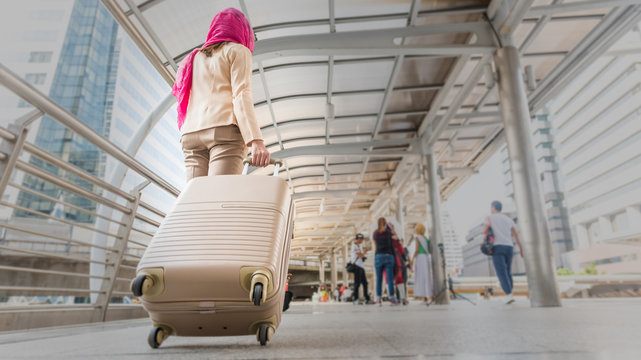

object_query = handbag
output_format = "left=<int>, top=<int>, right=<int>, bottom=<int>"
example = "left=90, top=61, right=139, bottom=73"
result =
left=346, top=262, right=357, bottom=273
left=480, top=216, right=495, bottom=256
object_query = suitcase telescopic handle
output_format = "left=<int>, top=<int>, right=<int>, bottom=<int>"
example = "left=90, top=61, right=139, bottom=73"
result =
left=242, top=157, right=284, bottom=176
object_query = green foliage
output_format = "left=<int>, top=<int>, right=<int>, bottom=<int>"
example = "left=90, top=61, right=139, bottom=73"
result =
left=584, top=261, right=598, bottom=275
left=557, top=267, right=574, bottom=276
left=557, top=263, right=604, bottom=276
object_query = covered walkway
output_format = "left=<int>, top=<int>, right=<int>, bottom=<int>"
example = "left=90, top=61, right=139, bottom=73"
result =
left=2, top=298, right=641, bottom=359
left=2, top=1, right=641, bottom=358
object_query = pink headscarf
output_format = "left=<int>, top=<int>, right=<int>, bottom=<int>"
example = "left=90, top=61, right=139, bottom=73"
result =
left=172, top=8, right=255, bottom=130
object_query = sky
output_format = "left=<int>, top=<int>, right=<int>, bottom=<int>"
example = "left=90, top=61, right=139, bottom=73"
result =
left=444, top=148, right=515, bottom=245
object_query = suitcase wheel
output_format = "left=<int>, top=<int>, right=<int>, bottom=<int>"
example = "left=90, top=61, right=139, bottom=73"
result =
left=257, top=324, right=274, bottom=346
left=252, top=283, right=264, bottom=306
left=249, top=271, right=269, bottom=305
left=147, top=326, right=168, bottom=349
left=131, top=274, right=151, bottom=297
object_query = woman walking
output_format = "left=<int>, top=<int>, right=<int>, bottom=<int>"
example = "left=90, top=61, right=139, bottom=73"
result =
left=372, top=217, right=399, bottom=306
left=411, top=223, right=433, bottom=305
left=172, top=8, right=270, bottom=180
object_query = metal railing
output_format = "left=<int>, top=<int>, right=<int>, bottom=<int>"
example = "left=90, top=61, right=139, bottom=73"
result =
left=0, top=63, right=179, bottom=331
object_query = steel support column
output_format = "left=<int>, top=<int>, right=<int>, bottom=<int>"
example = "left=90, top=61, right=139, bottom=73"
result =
left=396, top=196, right=405, bottom=240
left=494, top=45, right=561, bottom=307
left=330, top=248, right=338, bottom=296
left=319, top=258, right=325, bottom=287
left=343, top=243, right=349, bottom=287
left=425, top=151, right=449, bottom=304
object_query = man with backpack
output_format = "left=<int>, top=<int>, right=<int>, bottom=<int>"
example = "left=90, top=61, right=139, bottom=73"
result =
left=483, top=201, right=524, bottom=304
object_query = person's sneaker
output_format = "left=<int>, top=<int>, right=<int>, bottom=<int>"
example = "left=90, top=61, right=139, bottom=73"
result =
left=365, top=300, right=375, bottom=305
left=505, top=294, right=515, bottom=304
left=390, top=299, right=400, bottom=306
left=376, top=299, right=382, bottom=306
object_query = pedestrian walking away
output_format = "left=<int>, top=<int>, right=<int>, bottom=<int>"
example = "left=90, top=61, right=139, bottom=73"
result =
left=482, top=201, right=524, bottom=304
left=372, top=218, right=399, bottom=306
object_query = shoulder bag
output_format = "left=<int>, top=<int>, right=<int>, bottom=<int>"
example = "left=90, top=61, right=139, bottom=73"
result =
left=480, top=216, right=495, bottom=256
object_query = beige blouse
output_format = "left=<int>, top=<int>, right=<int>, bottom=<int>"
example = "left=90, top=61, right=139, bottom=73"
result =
left=180, top=42, right=262, bottom=145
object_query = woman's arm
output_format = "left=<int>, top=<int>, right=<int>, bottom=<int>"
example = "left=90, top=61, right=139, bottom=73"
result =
left=228, top=45, right=269, bottom=167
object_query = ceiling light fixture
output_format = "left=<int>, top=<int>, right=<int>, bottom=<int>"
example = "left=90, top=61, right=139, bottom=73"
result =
left=325, top=102, right=335, bottom=122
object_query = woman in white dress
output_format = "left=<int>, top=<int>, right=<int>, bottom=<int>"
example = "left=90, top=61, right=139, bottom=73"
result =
left=411, top=223, right=433, bottom=305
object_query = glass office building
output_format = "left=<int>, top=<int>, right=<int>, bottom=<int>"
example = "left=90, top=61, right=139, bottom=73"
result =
left=16, top=0, right=119, bottom=223
left=12, top=0, right=183, bottom=223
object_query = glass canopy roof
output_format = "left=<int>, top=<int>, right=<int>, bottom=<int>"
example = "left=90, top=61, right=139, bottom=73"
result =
left=102, top=0, right=641, bottom=259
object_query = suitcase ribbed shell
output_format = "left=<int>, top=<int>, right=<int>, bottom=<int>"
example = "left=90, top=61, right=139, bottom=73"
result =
left=136, top=174, right=293, bottom=337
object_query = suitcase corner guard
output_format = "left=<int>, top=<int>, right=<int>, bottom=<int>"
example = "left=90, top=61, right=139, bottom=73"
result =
left=131, top=267, right=165, bottom=298
left=240, top=267, right=274, bottom=305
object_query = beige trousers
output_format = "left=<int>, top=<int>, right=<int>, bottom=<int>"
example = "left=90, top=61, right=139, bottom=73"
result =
left=181, top=125, right=247, bottom=182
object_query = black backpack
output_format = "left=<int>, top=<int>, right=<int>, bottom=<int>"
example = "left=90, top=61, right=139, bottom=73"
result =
left=480, top=216, right=495, bottom=256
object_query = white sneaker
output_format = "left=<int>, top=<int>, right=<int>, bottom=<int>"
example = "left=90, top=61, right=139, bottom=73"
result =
left=505, top=294, right=515, bottom=304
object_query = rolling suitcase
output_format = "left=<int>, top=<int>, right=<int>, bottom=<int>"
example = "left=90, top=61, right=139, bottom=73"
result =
left=130, top=158, right=293, bottom=348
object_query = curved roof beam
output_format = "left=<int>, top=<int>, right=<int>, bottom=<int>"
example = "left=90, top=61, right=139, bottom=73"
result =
left=268, top=138, right=420, bottom=160
left=252, top=22, right=496, bottom=62
left=252, top=84, right=443, bottom=108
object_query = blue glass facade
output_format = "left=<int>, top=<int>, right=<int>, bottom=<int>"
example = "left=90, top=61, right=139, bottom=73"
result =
left=17, top=0, right=118, bottom=223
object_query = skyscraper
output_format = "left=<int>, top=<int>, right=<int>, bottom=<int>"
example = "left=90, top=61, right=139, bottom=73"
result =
left=8, top=0, right=184, bottom=224
left=16, top=0, right=119, bottom=223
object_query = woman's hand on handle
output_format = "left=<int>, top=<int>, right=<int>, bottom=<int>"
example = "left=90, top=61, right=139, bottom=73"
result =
left=250, top=140, right=270, bottom=167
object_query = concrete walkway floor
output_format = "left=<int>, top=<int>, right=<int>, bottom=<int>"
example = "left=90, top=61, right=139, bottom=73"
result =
left=1, top=297, right=640, bottom=359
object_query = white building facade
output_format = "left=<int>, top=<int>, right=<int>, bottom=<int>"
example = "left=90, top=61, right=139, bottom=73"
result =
left=441, top=209, right=463, bottom=276
left=545, top=23, right=641, bottom=274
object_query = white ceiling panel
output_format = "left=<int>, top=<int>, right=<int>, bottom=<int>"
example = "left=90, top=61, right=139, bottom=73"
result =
left=332, top=93, right=385, bottom=116
left=331, top=135, right=372, bottom=144
left=271, top=97, right=326, bottom=122
left=526, top=19, right=601, bottom=54
left=245, top=0, right=328, bottom=28
left=256, top=25, right=331, bottom=41
left=264, top=65, right=328, bottom=99
left=286, top=156, right=325, bottom=169
left=277, top=121, right=326, bottom=142
left=333, top=60, right=395, bottom=92
left=283, top=138, right=325, bottom=150
left=334, top=0, right=411, bottom=18
left=328, top=116, right=376, bottom=135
